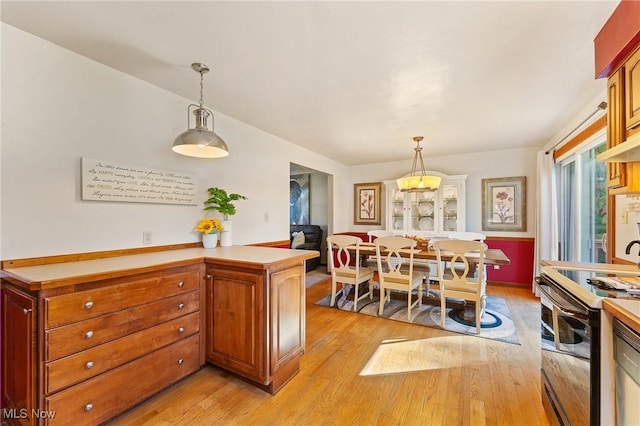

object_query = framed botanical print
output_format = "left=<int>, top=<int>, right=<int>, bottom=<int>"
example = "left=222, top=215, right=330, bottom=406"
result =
left=482, top=176, right=526, bottom=232
left=354, top=182, right=382, bottom=225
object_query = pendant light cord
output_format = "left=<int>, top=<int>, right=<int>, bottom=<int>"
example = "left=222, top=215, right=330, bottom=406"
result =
left=199, top=70, right=204, bottom=109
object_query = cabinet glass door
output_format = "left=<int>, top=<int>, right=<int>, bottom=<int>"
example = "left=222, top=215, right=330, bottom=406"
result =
left=412, top=191, right=435, bottom=233
left=389, top=186, right=405, bottom=232
left=441, top=184, right=459, bottom=232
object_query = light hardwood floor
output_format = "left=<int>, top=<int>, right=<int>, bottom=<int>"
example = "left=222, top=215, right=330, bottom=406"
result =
left=109, top=277, right=551, bottom=426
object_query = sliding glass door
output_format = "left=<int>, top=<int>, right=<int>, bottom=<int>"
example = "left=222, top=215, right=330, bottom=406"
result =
left=558, top=141, right=607, bottom=263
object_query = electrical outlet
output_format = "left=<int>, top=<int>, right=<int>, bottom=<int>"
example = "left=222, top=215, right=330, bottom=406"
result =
left=143, top=231, right=152, bottom=245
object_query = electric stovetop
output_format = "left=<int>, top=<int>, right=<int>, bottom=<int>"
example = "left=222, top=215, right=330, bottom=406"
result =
left=542, top=266, right=640, bottom=308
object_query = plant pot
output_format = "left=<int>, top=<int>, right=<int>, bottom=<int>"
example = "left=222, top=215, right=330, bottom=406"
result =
left=202, top=233, right=218, bottom=249
left=220, top=220, right=232, bottom=247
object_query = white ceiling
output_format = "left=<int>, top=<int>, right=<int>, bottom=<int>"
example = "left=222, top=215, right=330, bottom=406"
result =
left=1, top=1, right=619, bottom=166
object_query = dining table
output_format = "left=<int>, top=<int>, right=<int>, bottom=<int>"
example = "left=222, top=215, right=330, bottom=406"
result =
left=353, top=242, right=511, bottom=267
left=332, top=242, right=511, bottom=320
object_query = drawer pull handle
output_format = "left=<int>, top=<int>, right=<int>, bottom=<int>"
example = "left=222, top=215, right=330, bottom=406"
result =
left=23, top=308, right=33, bottom=314
left=178, top=303, right=185, bottom=310
left=177, top=281, right=185, bottom=288
left=85, top=361, right=94, bottom=369
left=85, top=331, right=94, bottom=339
left=178, top=358, right=184, bottom=365
left=84, top=403, right=93, bottom=412
left=178, top=327, right=185, bottom=333
left=84, top=301, right=94, bottom=310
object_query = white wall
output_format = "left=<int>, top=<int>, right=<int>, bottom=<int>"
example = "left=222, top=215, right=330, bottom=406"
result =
left=615, top=195, right=640, bottom=263
left=0, top=24, right=350, bottom=259
left=350, top=147, right=538, bottom=237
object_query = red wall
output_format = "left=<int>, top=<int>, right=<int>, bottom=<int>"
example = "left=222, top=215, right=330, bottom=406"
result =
left=594, top=0, right=640, bottom=78
left=485, top=237, right=535, bottom=287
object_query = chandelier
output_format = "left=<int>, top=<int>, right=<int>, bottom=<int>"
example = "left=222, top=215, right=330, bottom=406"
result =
left=396, top=136, right=441, bottom=192
left=172, top=63, right=229, bottom=158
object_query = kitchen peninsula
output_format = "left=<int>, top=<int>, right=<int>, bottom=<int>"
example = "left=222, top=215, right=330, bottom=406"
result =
left=1, top=245, right=318, bottom=425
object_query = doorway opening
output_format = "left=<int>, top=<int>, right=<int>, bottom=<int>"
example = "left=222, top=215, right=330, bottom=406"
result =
left=290, top=163, right=331, bottom=267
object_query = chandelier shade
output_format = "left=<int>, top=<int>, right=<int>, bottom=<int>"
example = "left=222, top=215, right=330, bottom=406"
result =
left=396, top=136, right=441, bottom=192
left=172, top=63, right=229, bottom=158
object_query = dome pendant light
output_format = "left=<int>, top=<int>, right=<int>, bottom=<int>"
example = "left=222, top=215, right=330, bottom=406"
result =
left=396, top=136, right=441, bottom=192
left=172, top=63, right=229, bottom=158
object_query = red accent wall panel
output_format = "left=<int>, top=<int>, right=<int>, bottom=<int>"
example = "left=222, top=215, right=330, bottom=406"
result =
left=594, top=0, right=640, bottom=78
left=486, top=237, right=535, bottom=287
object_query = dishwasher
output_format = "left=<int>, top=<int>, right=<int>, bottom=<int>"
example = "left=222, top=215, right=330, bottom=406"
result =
left=613, top=318, right=640, bottom=426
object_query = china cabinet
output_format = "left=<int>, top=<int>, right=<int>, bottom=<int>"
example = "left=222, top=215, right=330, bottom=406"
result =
left=384, top=171, right=467, bottom=236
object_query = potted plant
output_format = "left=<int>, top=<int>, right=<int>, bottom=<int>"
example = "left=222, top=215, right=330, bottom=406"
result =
left=195, top=218, right=224, bottom=248
left=204, top=187, right=247, bottom=246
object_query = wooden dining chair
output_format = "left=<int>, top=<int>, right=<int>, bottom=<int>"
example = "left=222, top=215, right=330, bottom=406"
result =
left=375, top=236, right=424, bottom=320
left=445, top=232, right=487, bottom=280
left=365, top=230, right=394, bottom=270
left=434, top=239, right=487, bottom=334
left=327, top=235, right=375, bottom=311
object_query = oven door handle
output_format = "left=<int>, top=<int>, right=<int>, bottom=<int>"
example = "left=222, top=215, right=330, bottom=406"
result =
left=536, top=277, right=589, bottom=322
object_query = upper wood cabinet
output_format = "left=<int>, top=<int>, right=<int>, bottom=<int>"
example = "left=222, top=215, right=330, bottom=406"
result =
left=625, top=46, right=640, bottom=134
left=606, top=68, right=626, bottom=189
left=603, top=45, right=640, bottom=195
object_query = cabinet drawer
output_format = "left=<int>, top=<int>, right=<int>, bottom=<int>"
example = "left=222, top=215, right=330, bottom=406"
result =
left=45, top=290, right=199, bottom=361
left=45, top=271, right=199, bottom=328
left=46, top=312, right=199, bottom=394
left=44, top=335, right=199, bottom=426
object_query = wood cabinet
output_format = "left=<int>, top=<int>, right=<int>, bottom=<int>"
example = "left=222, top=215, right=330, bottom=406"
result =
left=384, top=171, right=467, bottom=236
left=1, top=264, right=203, bottom=425
left=205, top=261, right=305, bottom=394
left=625, top=46, right=640, bottom=134
left=1, top=246, right=316, bottom=423
left=603, top=45, right=640, bottom=195
left=2, top=286, right=36, bottom=426
left=606, top=69, right=626, bottom=189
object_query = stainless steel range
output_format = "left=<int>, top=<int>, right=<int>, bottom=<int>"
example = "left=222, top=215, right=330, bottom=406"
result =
left=537, top=266, right=640, bottom=426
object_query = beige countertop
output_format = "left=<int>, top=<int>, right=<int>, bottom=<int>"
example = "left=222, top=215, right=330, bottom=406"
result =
left=541, top=260, right=640, bottom=275
left=603, top=298, right=640, bottom=335
left=1, top=246, right=319, bottom=290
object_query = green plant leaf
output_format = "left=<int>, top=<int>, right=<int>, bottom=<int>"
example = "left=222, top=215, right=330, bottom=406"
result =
left=203, top=187, right=248, bottom=220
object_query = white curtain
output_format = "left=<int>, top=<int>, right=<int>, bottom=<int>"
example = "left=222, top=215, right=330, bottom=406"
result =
left=533, top=150, right=559, bottom=293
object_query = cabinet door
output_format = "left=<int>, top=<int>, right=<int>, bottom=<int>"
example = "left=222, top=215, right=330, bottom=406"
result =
left=608, top=68, right=626, bottom=189
left=2, top=286, right=37, bottom=426
left=440, top=183, right=461, bottom=232
left=269, top=265, right=305, bottom=373
left=386, top=184, right=406, bottom=232
left=411, top=191, right=436, bottom=233
left=625, top=46, right=640, bottom=134
left=205, top=268, right=266, bottom=384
